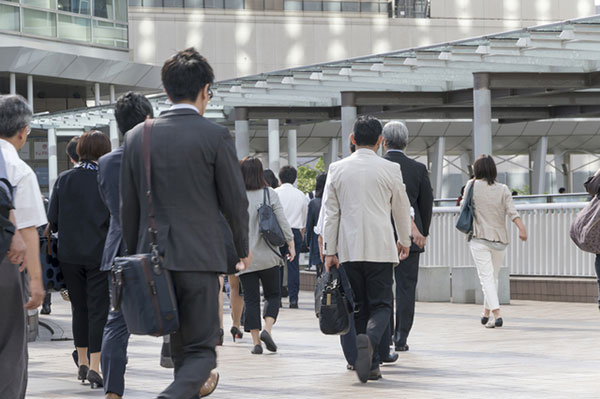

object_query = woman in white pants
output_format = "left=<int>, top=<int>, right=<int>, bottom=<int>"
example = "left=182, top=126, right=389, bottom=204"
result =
left=462, top=155, right=527, bottom=328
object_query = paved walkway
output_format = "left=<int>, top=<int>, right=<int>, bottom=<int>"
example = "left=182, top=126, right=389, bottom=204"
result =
left=27, top=292, right=600, bottom=398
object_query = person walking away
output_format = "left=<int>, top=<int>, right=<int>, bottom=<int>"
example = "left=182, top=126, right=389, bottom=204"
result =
left=120, top=48, right=250, bottom=399
left=382, top=121, right=434, bottom=352
left=306, top=173, right=326, bottom=276
left=0, top=94, right=46, bottom=399
left=48, top=131, right=111, bottom=388
left=238, top=157, right=294, bottom=354
left=583, top=169, right=600, bottom=310
left=323, top=116, right=412, bottom=383
left=461, top=155, right=527, bottom=328
left=275, top=166, right=308, bottom=308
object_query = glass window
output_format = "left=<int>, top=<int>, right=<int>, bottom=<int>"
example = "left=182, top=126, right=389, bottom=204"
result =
left=57, top=0, right=90, bottom=14
left=0, top=4, right=19, bottom=31
left=360, top=2, right=379, bottom=12
left=22, top=0, right=57, bottom=9
left=93, top=20, right=127, bottom=48
left=128, top=0, right=142, bottom=6
left=284, top=0, right=301, bottom=10
left=341, top=1, right=358, bottom=12
left=303, top=1, right=321, bottom=11
left=23, top=9, right=57, bottom=37
left=94, top=0, right=115, bottom=19
left=204, top=0, right=223, bottom=7
left=323, top=1, right=341, bottom=11
left=142, top=0, right=162, bottom=5
left=114, top=0, right=127, bottom=21
left=58, top=14, right=91, bottom=42
left=224, top=0, right=243, bottom=8
left=184, top=0, right=203, bottom=6
left=163, top=0, right=183, bottom=6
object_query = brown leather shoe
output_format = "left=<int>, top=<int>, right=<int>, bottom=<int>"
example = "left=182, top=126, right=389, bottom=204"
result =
left=106, top=393, right=122, bottom=399
left=200, top=370, right=219, bottom=397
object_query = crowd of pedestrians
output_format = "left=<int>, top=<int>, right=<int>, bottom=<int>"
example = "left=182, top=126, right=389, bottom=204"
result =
left=0, top=46, right=548, bottom=398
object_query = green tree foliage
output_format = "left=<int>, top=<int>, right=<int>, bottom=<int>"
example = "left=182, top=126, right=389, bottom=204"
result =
left=297, top=158, right=325, bottom=194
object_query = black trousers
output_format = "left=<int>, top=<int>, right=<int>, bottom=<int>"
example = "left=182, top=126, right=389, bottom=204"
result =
left=239, top=266, right=280, bottom=332
left=343, top=261, right=393, bottom=368
left=61, top=263, right=109, bottom=353
left=394, top=252, right=420, bottom=347
left=159, top=271, right=219, bottom=399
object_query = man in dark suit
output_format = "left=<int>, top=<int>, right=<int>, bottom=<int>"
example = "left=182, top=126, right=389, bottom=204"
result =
left=382, top=120, right=434, bottom=352
left=120, top=48, right=250, bottom=399
left=99, top=92, right=154, bottom=399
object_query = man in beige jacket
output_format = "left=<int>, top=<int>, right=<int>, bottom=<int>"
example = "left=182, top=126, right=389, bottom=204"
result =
left=323, top=115, right=412, bottom=383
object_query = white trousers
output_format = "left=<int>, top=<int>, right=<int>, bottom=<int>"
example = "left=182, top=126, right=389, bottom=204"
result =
left=469, top=240, right=506, bottom=311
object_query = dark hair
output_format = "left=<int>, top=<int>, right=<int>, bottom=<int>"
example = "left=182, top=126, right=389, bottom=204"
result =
left=161, top=48, right=215, bottom=103
left=0, top=95, right=32, bottom=138
left=77, top=130, right=111, bottom=162
left=115, top=92, right=154, bottom=135
left=511, top=191, right=518, bottom=196
left=558, top=187, right=566, bottom=194
left=264, top=169, right=279, bottom=189
left=240, top=157, right=267, bottom=190
left=350, top=143, right=356, bottom=154
left=473, top=154, right=497, bottom=185
left=66, top=136, right=80, bottom=163
left=279, top=166, right=297, bottom=185
left=353, top=115, right=382, bottom=147
left=315, top=173, right=327, bottom=198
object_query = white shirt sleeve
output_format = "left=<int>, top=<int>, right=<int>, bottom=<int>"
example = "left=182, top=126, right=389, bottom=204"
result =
left=14, top=169, right=47, bottom=229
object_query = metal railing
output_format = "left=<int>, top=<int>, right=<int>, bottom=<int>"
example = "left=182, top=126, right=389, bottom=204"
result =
left=421, top=202, right=596, bottom=277
left=434, top=193, right=592, bottom=207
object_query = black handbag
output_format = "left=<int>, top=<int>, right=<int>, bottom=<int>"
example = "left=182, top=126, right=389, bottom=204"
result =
left=258, top=187, right=287, bottom=257
left=456, top=180, right=475, bottom=238
left=111, top=119, right=179, bottom=337
left=318, top=268, right=352, bottom=335
left=0, top=150, right=14, bottom=261
left=40, top=230, right=65, bottom=291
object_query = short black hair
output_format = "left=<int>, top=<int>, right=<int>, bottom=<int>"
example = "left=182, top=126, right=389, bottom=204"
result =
left=66, top=136, right=79, bottom=163
left=558, top=187, right=566, bottom=194
left=353, top=116, right=382, bottom=146
left=473, top=154, right=497, bottom=185
left=279, top=166, right=297, bottom=185
left=315, top=173, right=327, bottom=198
left=161, top=48, right=215, bottom=103
left=263, top=169, right=279, bottom=189
left=114, top=92, right=154, bottom=135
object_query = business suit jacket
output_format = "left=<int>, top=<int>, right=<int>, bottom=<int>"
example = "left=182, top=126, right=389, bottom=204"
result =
left=305, top=197, right=322, bottom=267
left=384, top=150, right=434, bottom=253
left=322, top=148, right=412, bottom=264
left=120, top=109, right=249, bottom=273
left=98, top=146, right=124, bottom=271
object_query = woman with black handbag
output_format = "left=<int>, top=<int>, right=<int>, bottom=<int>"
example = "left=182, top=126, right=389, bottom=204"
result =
left=238, top=157, right=295, bottom=354
left=48, top=131, right=111, bottom=388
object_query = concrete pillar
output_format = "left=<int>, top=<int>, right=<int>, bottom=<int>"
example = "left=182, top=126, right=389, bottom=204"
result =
left=430, top=137, right=445, bottom=198
left=325, top=137, right=339, bottom=169
left=288, top=129, right=297, bottom=168
left=27, top=75, right=33, bottom=111
left=109, top=119, right=119, bottom=150
left=554, top=150, right=568, bottom=193
left=48, top=128, right=57, bottom=193
left=459, top=152, right=472, bottom=183
left=94, top=83, right=101, bottom=106
left=234, top=108, right=250, bottom=160
left=9, top=73, right=16, bottom=95
left=531, top=136, right=548, bottom=195
left=341, top=92, right=357, bottom=158
left=109, top=85, right=116, bottom=104
left=473, top=73, right=492, bottom=158
left=268, top=119, right=280, bottom=173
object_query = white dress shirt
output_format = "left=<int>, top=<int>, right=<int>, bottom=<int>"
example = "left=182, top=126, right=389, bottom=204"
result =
left=169, top=103, right=200, bottom=113
left=275, top=183, right=308, bottom=230
left=0, top=139, right=47, bottom=229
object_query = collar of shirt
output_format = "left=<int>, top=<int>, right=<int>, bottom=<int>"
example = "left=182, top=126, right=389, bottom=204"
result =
left=386, top=149, right=404, bottom=154
left=0, top=138, right=19, bottom=155
left=169, top=103, right=200, bottom=114
left=354, top=148, right=378, bottom=156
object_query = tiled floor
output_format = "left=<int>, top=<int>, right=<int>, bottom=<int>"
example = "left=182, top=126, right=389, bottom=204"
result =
left=27, top=292, right=600, bottom=398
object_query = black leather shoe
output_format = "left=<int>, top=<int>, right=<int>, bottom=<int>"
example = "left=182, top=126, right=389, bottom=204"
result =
left=481, top=316, right=489, bottom=325
left=260, top=330, right=277, bottom=352
left=87, top=369, right=103, bottom=389
left=368, top=368, right=382, bottom=381
left=395, top=344, right=409, bottom=352
left=380, top=352, right=399, bottom=364
left=41, top=303, right=51, bottom=315
left=495, top=317, right=503, bottom=327
left=251, top=344, right=263, bottom=354
left=289, top=302, right=298, bottom=309
left=77, top=365, right=88, bottom=382
left=355, top=334, right=373, bottom=383
left=281, top=287, right=289, bottom=298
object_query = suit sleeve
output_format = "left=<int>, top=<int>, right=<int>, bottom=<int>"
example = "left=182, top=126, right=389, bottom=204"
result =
left=214, top=130, right=249, bottom=259
left=322, top=165, right=340, bottom=256
left=97, top=161, right=108, bottom=208
left=305, top=200, right=315, bottom=246
left=418, top=165, right=434, bottom=237
left=47, top=176, right=59, bottom=232
left=391, top=164, right=412, bottom=248
left=120, top=134, right=140, bottom=255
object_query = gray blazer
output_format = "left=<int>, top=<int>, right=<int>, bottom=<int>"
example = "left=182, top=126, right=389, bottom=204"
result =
left=120, top=109, right=249, bottom=273
left=238, top=187, right=293, bottom=275
left=98, top=146, right=124, bottom=271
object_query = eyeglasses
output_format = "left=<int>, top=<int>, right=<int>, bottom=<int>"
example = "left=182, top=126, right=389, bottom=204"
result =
left=207, top=87, right=213, bottom=101
left=26, top=126, right=31, bottom=136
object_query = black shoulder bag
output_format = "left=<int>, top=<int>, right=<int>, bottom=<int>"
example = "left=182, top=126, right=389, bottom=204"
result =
left=258, top=187, right=287, bottom=258
left=318, top=268, right=352, bottom=335
left=111, top=119, right=179, bottom=337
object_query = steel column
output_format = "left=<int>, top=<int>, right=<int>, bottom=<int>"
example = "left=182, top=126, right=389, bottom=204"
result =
left=473, top=73, right=492, bottom=158
left=268, top=119, right=280, bottom=173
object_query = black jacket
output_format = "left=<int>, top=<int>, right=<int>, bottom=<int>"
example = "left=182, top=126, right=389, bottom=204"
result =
left=120, top=109, right=249, bottom=273
left=384, top=150, right=434, bottom=253
left=48, top=166, right=110, bottom=266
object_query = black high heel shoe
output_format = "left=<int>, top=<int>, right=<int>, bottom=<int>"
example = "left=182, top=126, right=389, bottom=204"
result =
left=230, top=326, right=243, bottom=342
left=481, top=315, right=489, bottom=325
left=77, top=365, right=89, bottom=383
left=217, top=328, right=224, bottom=346
left=260, top=330, right=277, bottom=352
left=87, top=369, right=103, bottom=389
left=251, top=344, right=263, bottom=354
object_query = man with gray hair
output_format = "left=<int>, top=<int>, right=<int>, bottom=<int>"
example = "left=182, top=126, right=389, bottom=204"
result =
left=0, top=95, right=47, bottom=398
left=382, top=120, right=433, bottom=353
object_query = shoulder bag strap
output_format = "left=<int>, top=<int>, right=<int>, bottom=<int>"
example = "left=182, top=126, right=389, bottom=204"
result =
left=142, top=119, right=158, bottom=247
